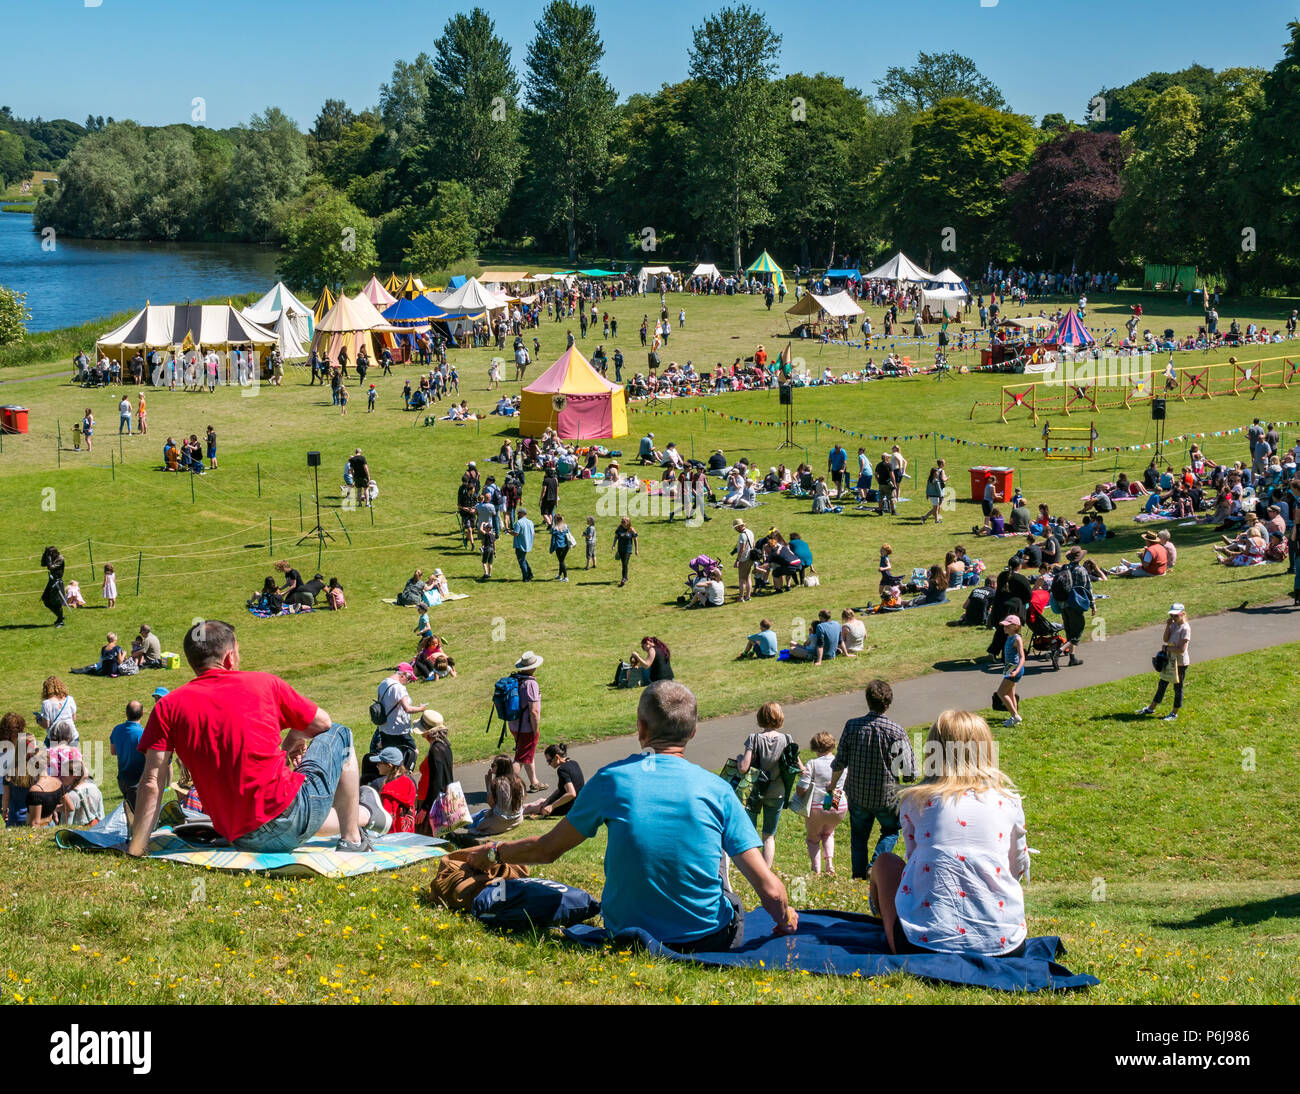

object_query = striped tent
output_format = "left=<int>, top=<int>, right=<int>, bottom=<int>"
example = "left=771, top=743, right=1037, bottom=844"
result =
left=1049, top=310, right=1096, bottom=347
left=519, top=346, right=627, bottom=440
left=383, top=271, right=403, bottom=295
left=312, top=286, right=336, bottom=324
left=360, top=275, right=397, bottom=310
left=746, top=250, right=785, bottom=290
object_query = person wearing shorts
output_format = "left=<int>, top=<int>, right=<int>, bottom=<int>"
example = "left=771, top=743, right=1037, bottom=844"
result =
left=996, top=615, right=1024, bottom=728
left=127, top=619, right=389, bottom=856
left=507, top=651, right=544, bottom=791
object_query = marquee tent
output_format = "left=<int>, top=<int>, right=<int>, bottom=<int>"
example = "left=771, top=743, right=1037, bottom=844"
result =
left=785, top=290, right=863, bottom=321
left=519, top=346, right=628, bottom=440
left=928, top=267, right=967, bottom=291
left=247, top=282, right=315, bottom=338
left=480, top=271, right=528, bottom=284
left=438, top=276, right=509, bottom=317
left=312, top=286, right=336, bottom=324
left=862, top=252, right=933, bottom=284
left=446, top=274, right=468, bottom=290
left=825, top=268, right=861, bottom=282
left=383, top=271, right=402, bottom=295
left=254, top=310, right=309, bottom=359
left=919, top=288, right=969, bottom=317
left=96, top=304, right=278, bottom=357
left=382, top=295, right=447, bottom=349
left=360, top=275, right=397, bottom=310
left=311, top=293, right=399, bottom=363
left=691, top=263, right=721, bottom=280
left=1048, top=310, right=1096, bottom=347
left=746, top=251, right=786, bottom=290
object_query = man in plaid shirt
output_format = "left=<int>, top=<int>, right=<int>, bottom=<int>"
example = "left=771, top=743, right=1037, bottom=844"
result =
left=825, top=679, right=915, bottom=879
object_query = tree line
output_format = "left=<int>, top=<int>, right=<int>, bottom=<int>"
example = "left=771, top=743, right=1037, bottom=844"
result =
left=24, top=5, right=1300, bottom=293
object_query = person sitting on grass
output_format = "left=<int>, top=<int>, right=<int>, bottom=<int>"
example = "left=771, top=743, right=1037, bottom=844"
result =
left=972, top=507, right=1006, bottom=537
left=838, top=608, right=866, bottom=656
left=905, top=565, right=950, bottom=608
left=521, top=743, right=585, bottom=818
left=466, top=754, right=524, bottom=836
left=738, top=619, right=779, bottom=659
left=128, top=620, right=390, bottom=856
left=870, top=709, right=1030, bottom=957
left=1113, top=532, right=1169, bottom=577
left=365, top=746, right=417, bottom=833
left=464, top=681, right=796, bottom=952
left=686, top=570, right=726, bottom=609
left=789, top=610, right=841, bottom=663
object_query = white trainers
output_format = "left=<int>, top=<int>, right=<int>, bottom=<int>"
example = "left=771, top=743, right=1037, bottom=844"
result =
left=358, top=784, right=391, bottom=835
left=1002, top=715, right=1021, bottom=728
left=1135, top=706, right=1155, bottom=716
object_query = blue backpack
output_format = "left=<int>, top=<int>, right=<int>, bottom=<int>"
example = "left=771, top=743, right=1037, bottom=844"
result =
left=488, top=674, right=524, bottom=745
left=471, top=878, right=600, bottom=931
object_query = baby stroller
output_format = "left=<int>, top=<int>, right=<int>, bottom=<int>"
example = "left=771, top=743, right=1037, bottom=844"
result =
left=684, top=554, right=722, bottom=596
left=1025, top=602, right=1068, bottom=671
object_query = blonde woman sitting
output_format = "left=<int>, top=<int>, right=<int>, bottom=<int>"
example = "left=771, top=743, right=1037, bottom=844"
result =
left=870, top=709, right=1030, bottom=957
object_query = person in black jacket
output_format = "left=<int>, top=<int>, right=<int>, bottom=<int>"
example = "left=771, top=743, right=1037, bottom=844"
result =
left=874, top=454, right=897, bottom=515
left=40, top=547, right=66, bottom=627
left=986, top=557, right=1033, bottom=658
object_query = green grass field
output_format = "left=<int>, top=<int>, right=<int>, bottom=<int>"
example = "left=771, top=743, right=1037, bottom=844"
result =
left=1, top=283, right=1298, bottom=1002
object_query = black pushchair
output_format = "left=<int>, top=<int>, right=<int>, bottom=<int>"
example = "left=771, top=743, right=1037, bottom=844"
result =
left=1026, top=603, right=1068, bottom=671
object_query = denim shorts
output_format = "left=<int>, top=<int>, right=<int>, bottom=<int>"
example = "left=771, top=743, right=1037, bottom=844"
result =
left=232, top=723, right=352, bottom=852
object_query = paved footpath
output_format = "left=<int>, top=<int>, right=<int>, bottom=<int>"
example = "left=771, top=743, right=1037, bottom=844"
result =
left=455, top=599, right=1299, bottom=795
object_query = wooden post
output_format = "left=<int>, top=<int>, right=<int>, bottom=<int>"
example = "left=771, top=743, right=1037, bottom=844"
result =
left=257, top=462, right=262, bottom=497
left=111, top=450, right=115, bottom=481
left=135, top=550, right=142, bottom=596
left=190, top=471, right=195, bottom=504
left=87, top=538, right=94, bottom=581
left=299, top=494, right=303, bottom=532
left=269, top=516, right=273, bottom=558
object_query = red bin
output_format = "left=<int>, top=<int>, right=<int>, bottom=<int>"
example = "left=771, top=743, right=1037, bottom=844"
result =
left=1, top=406, right=29, bottom=434
left=968, top=465, right=1014, bottom=504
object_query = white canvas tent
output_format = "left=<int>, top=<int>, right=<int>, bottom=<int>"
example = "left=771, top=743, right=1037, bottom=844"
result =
left=639, top=265, right=672, bottom=292
left=785, top=290, right=864, bottom=320
left=863, top=251, right=933, bottom=284
left=928, top=267, right=967, bottom=290
left=97, top=304, right=278, bottom=354
left=246, top=282, right=315, bottom=337
left=691, top=263, right=721, bottom=280
left=920, top=288, right=969, bottom=316
left=437, top=276, right=509, bottom=316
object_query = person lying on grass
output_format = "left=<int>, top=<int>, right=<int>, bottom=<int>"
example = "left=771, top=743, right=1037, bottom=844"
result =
left=128, top=619, right=390, bottom=856
left=465, top=681, right=796, bottom=953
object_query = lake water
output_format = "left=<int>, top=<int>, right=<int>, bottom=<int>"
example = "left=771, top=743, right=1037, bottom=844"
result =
left=0, top=211, right=280, bottom=333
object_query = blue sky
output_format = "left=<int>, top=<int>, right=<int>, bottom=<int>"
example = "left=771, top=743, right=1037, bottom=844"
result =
left=4, top=0, right=1296, bottom=129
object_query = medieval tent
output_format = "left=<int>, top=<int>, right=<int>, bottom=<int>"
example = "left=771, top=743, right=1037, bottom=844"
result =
left=519, top=346, right=628, bottom=440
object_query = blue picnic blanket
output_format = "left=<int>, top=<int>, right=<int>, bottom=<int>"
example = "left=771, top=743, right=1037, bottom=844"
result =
left=564, top=907, right=1097, bottom=992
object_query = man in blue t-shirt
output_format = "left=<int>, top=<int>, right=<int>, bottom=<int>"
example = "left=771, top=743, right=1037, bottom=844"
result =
left=789, top=610, right=841, bottom=663
left=109, top=699, right=146, bottom=808
left=465, top=681, right=796, bottom=950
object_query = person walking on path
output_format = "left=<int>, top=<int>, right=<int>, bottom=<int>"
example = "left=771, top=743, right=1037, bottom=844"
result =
left=614, top=516, right=639, bottom=587
left=1137, top=604, right=1191, bottom=721
left=996, top=616, right=1025, bottom=727
left=823, top=679, right=915, bottom=880
left=1055, top=546, right=1093, bottom=667
left=512, top=508, right=536, bottom=582
left=736, top=702, right=795, bottom=868
left=507, top=651, right=545, bottom=791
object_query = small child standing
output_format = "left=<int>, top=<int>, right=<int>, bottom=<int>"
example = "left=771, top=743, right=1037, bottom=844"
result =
left=206, top=425, right=217, bottom=469
left=479, top=521, right=497, bottom=580
left=584, top=515, right=597, bottom=569
left=879, top=543, right=895, bottom=584
left=101, top=563, right=117, bottom=608
left=339, top=384, right=349, bottom=416
left=367, top=384, right=377, bottom=412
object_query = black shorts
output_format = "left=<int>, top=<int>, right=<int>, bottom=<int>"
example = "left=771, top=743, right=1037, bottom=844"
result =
left=982, top=499, right=993, bottom=517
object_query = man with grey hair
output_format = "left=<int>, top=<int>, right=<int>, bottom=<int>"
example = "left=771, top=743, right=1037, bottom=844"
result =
left=128, top=620, right=388, bottom=856
left=467, top=680, right=796, bottom=951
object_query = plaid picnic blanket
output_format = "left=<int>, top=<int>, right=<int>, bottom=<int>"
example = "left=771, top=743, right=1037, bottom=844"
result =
left=55, top=804, right=447, bottom=878
left=247, top=604, right=315, bottom=618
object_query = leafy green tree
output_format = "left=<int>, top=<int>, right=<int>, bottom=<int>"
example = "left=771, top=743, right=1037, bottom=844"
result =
left=135, top=126, right=203, bottom=240
left=845, top=102, right=916, bottom=257
left=686, top=3, right=783, bottom=273
left=524, top=1, right=616, bottom=262
left=421, top=8, right=522, bottom=240
left=1110, top=87, right=1203, bottom=266
left=1088, top=64, right=1219, bottom=133
left=0, top=285, right=31, bottom=347
left=883, top=98, right=1036, bottom=267
left=379, top=54, right=436, bottom=167
left=228, top=108, right=309, bottom=241
left=876, top=52, right=1006, bottom=112
left=770, top=73, right=865, bottom=268
left=0, top=130, right=25, bottom=187
left=403, top=181, right=478, bottom=273
left=276, top=185, right=377, bottom=291
left=34, top=122, right=149, bottom=237
left=1238, top=22, right=1300, bottom=287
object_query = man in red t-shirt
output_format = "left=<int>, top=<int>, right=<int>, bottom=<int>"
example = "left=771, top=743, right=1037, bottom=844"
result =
left=127, top=620, right=389, bottom=855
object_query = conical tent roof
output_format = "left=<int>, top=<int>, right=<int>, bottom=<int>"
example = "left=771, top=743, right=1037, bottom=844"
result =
left=316, top=293, right=398, bottom=334
left=746, top=250, right=786, bottom=289
left=360, top=275, right=397, bottom=309
left=312, top=286, right=336, bottom=323
left=439, top=276, right=509, bottom=314
left=1049, top=310, right=1096, bottom=347
left=524, top=345, right=621, bottom=395
left=862, top=252, right=933, bottom=283
left=383, top=271, right=402, bottom=295
left=929, top=267, right=966, bottom=288
left=383, top=296, right=445, bottom=322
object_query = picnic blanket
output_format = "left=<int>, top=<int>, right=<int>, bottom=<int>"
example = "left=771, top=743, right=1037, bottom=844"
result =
left=381, top=592, right=469, bottom=605
left=563, top=907, right=1097, bottom=992
left=55, top=804, right=447, bottom=878
left=247, top=604, right=314, bottom=618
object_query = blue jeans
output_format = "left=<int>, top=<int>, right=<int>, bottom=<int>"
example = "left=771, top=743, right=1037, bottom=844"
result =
left=516, top=547, right=533, bottom=581
left=747, top=799, right=784, bottom=837
left=232, top=723, right=353, bottom=852
left=848, top=802, right=900, bottom=880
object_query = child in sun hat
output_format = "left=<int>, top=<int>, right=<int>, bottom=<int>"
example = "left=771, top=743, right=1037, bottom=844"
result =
left=995, top=616, right=1024, bottom=727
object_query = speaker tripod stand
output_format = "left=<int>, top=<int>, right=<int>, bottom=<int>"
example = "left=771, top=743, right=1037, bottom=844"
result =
left=775, top=387, right=797, bottom=449
left=298, top=457, right=335, bottom=547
